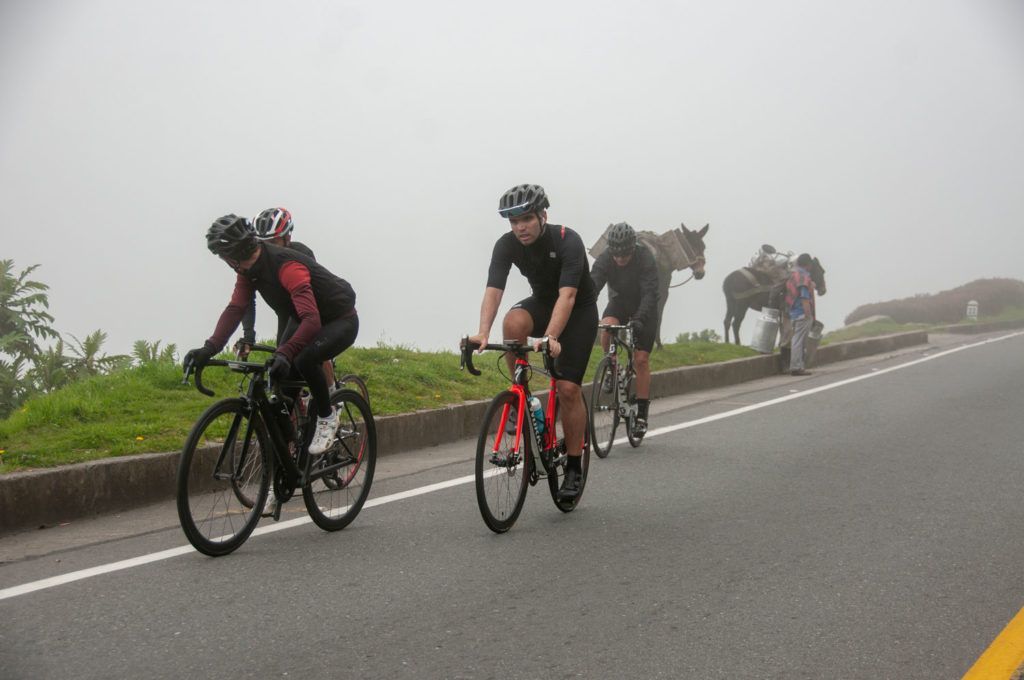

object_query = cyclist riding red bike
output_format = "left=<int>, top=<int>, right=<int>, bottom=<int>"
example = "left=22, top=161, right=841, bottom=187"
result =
left=467, top=184, right=598, bottom=500
left=184, top=214, right=359, bottom=457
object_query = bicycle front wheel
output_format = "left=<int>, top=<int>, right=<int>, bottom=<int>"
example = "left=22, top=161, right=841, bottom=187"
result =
left=625, top=372, right=644, bottom=448
left=589, top=357, right=618, bottom=458
left=303, top=389, right=377, bottom=532
left=177, top=398, right=270, bottom=556
left=548, top=395, right=591, bottom=513
left=475, top=391, right=530, bottom=533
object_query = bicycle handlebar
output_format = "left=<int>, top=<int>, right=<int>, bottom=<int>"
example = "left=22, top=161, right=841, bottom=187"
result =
left=182, top=357, right=270, bottom=397
left=459, top=336, right=557, bottom=378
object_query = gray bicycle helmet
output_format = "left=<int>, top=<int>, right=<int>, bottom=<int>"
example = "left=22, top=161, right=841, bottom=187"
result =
left=206, top=214, right=258, bottom=260
left=498, top=184, right=550, bottom=218
left=253, top=207, right=294, bottom=241
left=606, top=222, right=637, bottom=256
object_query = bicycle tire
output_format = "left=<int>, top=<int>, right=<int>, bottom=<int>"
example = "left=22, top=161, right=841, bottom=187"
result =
left=177, top=398, right=270, bottom=556
left=303, top=389, right=377, bottom=532
left=548, top=394, right=591, bottom=513
left=625, top=372, right=644, bottom=448
left=336, top=373, right=370, bottom=406
left=475, top=391, right=530, bottom=533
left=589, top=357, right=618, bottom=458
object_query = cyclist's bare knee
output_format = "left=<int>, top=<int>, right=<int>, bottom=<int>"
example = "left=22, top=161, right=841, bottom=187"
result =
left=502, top=309, right=532, bottom=342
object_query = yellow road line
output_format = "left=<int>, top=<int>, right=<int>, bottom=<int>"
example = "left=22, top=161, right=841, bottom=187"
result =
left=964, top=606, right=1024, bottom=679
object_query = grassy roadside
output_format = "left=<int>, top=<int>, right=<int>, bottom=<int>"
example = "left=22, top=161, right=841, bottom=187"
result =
left=822, top=307, right=1024, bottom=344
left=0, top=340, right=756, bottom=473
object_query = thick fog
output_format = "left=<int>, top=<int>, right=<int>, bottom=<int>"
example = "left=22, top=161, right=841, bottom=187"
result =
left=2, top=0, right=1022, bottom=356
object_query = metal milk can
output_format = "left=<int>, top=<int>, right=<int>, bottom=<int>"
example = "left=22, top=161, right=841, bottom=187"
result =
left=748, top=307, right=781, bottom=354
left=804, top=320, right=825, bottom=366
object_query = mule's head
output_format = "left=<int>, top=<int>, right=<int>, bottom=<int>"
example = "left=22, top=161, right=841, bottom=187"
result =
left=810, top=256, right=827, bottom=295
left=680, top=223, right=709, bottom=280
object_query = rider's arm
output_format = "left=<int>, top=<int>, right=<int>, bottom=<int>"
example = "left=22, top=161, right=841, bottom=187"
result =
left=471, top=239, right=513, bottom=346
left=273, top=262, right=322, bottom=361
left=206, top=274, right=254, bottom=351
left=475, top=287, right=504, bottom=340
left=240, top=292, right=257, bottom=344
left=543, top=286, right=578, bottom=340
left=637, top=250, right=660, bottom=325
left=589, top=252, right=609, bottom=295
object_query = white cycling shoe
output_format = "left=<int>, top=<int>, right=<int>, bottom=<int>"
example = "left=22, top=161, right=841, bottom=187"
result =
left=308, top=408, right=340, bottom=455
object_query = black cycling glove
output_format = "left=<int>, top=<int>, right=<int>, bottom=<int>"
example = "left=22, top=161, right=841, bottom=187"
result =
left=631, top=319, right=645, bottom=336
left=183, top=342, right=217, bottom=369
left=266, top=353, right=291, bottom=381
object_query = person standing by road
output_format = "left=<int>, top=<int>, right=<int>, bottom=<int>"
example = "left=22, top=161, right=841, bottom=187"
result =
left=590, top=222, right=660, bottom=434
left=467, top=184, right=598, bottom=500
left=786, top=253, right=816, bottom=376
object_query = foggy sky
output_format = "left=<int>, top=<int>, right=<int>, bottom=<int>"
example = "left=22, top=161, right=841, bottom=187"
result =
left=2, top=0, right=1022, bottom=357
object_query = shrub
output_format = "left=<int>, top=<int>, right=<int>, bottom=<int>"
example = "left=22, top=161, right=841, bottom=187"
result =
left=845, top=278, right=1024, bottom=325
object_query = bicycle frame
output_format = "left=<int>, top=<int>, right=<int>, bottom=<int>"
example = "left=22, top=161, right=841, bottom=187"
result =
left=599, top=323, right=638, bottom=419
left=491, top=354, right=560, bottom=479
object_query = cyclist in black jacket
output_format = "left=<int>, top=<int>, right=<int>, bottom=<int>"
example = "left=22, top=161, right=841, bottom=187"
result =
left=184, top=215, right=358, bottom=456
left=590, top=222, right=660, bottom=433
left=239, top=207, right=316, bottom=350
left=468, top=184, right=598, bottom=500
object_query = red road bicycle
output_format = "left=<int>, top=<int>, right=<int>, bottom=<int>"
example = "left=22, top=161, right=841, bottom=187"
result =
left=460, top=337, right=591, bottom=533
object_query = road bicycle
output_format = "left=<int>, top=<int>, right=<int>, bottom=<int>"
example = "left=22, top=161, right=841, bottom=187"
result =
left=178, top=346, right=376, bottom=556
left=233, top=338, right=370, bottom=406
left=460, top=337, right=591, bottom=533
left=589, top=322, right=645, bottom=458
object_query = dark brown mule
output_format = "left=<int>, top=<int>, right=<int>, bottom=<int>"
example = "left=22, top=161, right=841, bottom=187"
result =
left=722, top=256, right=826, bottom=344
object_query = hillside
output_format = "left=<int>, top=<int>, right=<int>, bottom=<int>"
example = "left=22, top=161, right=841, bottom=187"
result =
left=844, top=278, right=1024, bottom=326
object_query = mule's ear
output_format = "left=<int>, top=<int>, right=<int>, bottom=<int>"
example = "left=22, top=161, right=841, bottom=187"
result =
left=699, top=223, right=709, bottom=237
left=680, top=222, right=690, bottom=233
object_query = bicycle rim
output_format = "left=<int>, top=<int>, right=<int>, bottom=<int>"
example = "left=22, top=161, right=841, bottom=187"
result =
left=549, top=394, right=591, bottom=513
left=475, top=391, right=529, bottom=533
left=336, top=373, right=370, bottom=406
left=176, top=399, right=270, bottom=556
left=589, top=357, right=618, bottom=458
left=303, top=389, right=377, bottom=531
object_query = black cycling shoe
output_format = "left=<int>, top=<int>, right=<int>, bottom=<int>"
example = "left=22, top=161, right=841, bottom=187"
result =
left=557, top=467, right=581, bottom=501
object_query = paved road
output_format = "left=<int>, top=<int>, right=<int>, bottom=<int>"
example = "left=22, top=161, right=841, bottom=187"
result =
left=2, top=331, right=1023, bottom=679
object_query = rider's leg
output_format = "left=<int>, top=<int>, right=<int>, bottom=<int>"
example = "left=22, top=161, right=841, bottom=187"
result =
left=599, top=315, right=620, bottom=353
left=501, top=307, right=534, bottom=376
left=634, top=350, right=651, bottom=399
left=294, top=315, right=359, bottom=418
left=556, top=379, right=586, bottom=458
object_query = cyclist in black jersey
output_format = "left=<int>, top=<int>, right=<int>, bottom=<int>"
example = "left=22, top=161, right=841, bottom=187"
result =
left=239, top=207, right=316, bottom=350
left=184, top=214, right=358, bottom=456
left=468, top=184, right=598, bottom=500
left=590, top=222, right=660, bottom=434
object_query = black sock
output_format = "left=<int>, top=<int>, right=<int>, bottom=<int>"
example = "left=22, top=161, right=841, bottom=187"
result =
left=567, top=455, right=582, bottom=473
left=637, top=398, right=650, bottom=419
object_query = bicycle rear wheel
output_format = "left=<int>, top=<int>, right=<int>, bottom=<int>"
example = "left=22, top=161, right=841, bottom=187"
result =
left=303, top=389, right=377, bottom=532
left=589, top=357, right=618, bottom=458
left=177, top=398, right=270, bottom=556
left=548, top=395, right=591, bottom=513
left=475, top=391, right=530, bottom=533
left=336, top=373, right=370, bottom=406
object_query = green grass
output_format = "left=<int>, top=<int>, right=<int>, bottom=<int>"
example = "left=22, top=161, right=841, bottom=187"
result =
left=822, top=306, right=1024, bottom=344
left=0, top=340, right=756, bottom=473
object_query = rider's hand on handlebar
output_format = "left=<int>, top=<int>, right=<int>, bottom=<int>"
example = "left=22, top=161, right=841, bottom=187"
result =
left=467, top=333, right=488, bottom=354
left=233, top=338, right=253, bottom=360
left=183, top=342, right=217, bottom=370
left=534, top=336, right=561, bottom=358
left=266, top=353, right=291, bottom=380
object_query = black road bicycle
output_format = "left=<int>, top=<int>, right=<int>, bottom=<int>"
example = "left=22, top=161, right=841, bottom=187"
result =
left=460, top=337, right=591, bottom=533
left=589, top=322, right=645, bottom=458
left=178, top=345, right=376, bottom=556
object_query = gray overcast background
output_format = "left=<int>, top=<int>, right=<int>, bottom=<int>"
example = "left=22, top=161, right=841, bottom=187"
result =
left=2, top=1, right=1022, bottom=357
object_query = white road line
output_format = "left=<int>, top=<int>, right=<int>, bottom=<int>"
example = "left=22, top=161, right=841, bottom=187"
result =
left=2, top=331, right=1021, bottom=602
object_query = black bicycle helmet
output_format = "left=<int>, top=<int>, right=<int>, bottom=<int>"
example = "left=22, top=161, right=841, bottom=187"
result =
left=206, top=214, right=258, bottom=260
left=606, top=222, right=637, bottom=256
left=498, top=184, right=550, bottom=219
left=253, top=207, right=294, bottom=241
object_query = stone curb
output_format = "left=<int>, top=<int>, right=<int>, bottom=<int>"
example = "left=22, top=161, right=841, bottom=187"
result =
left=0, top=331, right=928, bottom=534
left=934, top=319, right=1024, bottom=335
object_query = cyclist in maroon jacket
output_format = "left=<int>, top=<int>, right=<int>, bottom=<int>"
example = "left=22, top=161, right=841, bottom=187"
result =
left=184, top=215, right=358, bottom=455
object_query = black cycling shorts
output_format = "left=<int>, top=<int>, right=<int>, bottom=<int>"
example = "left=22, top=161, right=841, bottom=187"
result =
left=601, top=298, right=656, bottom=353
left=509, top=296, right=598, bottom=385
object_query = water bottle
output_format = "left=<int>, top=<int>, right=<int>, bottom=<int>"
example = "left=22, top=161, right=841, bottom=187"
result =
left=529, top=396, right=545, bottom=434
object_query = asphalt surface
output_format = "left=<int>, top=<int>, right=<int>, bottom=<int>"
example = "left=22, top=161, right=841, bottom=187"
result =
left=2, top=331, right=1023, bottom=679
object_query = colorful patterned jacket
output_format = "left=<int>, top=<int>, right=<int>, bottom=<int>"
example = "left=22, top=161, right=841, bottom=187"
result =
left=784, top=266, right=815, bottom=319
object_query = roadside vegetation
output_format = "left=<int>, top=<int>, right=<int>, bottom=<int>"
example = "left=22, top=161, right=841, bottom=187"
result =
left=844, top=278, right=1024, bottom=326
left=0, top=335, right=755, bottom=473
left=825, top=305, right=1024, bottom=344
